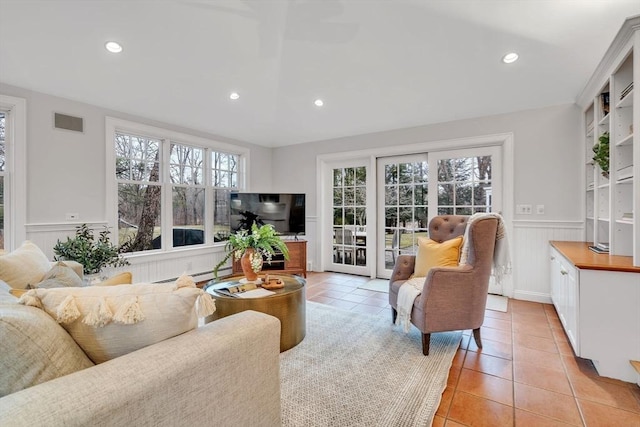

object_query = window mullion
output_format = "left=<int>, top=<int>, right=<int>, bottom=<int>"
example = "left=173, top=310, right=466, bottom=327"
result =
left=161, top=139, right=171, bottom=251
left=204, top=147, right=213, bottom=245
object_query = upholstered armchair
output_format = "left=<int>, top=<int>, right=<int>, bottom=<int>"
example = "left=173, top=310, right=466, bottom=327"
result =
left=388, top=215, right=499, bottom=355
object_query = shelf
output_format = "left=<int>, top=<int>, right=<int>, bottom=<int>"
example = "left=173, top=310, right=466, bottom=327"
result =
left=616, top=175, right=634, bottom=184
left=597, top=183, right=610, bottom=189
left=616, top=88, right=634, bottom=109
left=586, top=216, right=595, bottom=221
left=597, top=218, right=610, bottom=222
left=616, top=219, right=634, bottom=225
left=615, top=133, right=634, bottom=146
left=598, top=114, right=610, bottom=126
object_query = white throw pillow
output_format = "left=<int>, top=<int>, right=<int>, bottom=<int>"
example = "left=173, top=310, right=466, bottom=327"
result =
left=35, top=261, right=83, bottom=289
left=19, top=274, right=216, bottom=364
left=0, top=241, right=51, bottom=289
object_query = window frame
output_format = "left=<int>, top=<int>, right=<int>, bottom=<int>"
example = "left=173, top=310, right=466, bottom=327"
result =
left=0, top=95, right=27, bottom=250
left=105, top=117, right=249, bottom=259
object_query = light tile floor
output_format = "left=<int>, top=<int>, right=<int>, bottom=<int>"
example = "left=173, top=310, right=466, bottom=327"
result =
left=305, top=271, right=640, bottom=427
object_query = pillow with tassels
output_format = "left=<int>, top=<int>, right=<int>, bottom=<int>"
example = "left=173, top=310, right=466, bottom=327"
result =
left=18, top=274, right=216, bottom=364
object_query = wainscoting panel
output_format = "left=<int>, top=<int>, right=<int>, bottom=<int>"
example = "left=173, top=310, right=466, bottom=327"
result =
left=26, top=222, right=109, bottom=259
left=512, top=220, right=584, bottom=303
left=25, top=222, right=229, bottom=284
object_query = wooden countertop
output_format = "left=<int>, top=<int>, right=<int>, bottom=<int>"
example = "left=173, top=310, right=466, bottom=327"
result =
left=550, top=241, right=640, bottom=273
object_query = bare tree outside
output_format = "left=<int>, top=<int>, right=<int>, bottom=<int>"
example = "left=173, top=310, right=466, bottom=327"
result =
left=116, top=133, right=162, bottom=252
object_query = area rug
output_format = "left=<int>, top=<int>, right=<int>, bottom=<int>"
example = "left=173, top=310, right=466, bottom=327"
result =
left=486, top=294, right=508, bottom=312
left=356, top=278, right=388, bottom=292
left=280, top=302, right=461, bottom=426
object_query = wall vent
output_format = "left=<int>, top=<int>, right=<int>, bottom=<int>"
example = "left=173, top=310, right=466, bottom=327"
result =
left=54, top=113, right=84, bottom=132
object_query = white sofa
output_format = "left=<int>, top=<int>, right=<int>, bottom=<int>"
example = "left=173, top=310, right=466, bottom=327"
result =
left=0, top=302, right=282, bottom=427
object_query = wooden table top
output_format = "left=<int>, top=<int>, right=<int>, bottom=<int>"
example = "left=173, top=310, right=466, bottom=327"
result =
left=550, top=241, right=640, bottom=273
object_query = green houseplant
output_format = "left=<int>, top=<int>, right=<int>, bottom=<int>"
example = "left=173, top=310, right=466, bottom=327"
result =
left=213, top=223, right=289, bottom=280
left=592, top=131, right=610, bottom=178
left=53, top=224, right=130, bottom=275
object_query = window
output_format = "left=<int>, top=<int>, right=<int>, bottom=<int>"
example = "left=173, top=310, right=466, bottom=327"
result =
left=107, top=118, right=244, bottom=253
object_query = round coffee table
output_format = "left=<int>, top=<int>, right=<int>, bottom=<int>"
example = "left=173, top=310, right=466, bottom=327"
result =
left=203, top=274, right=306, bottom=352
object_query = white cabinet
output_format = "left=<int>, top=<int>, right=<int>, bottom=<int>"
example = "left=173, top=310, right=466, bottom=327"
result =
left=579, top=16, right=640, bottom=266
left=550, top=246, right=579, bottom=354
left=550, top=242, right=640, bottom=383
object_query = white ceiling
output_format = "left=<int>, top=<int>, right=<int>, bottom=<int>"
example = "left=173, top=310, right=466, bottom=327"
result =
left=1, top=1, right=639, bottom=147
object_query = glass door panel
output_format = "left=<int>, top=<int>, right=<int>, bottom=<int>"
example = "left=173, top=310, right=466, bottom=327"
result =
left=377, top=154, right=429, bottom=278
left=331, top=164, right=368, bottom=273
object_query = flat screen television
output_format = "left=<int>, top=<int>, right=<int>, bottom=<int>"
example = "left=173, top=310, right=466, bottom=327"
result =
left=230, top=192, right=306, bottom=236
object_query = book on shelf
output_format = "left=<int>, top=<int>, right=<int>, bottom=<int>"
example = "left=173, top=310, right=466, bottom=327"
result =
left=588, top=245, right=609, bottom=254
left=600, top=92, right=610, bottom=115
left=214, top=282, right=275, bottom=298
left=621, top=212, right=633, bottom=220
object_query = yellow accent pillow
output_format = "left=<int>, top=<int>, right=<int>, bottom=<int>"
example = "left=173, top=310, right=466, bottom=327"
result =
left=96, top=272, right=133, bottom=286
left=413, top=236, right=463, bottom=277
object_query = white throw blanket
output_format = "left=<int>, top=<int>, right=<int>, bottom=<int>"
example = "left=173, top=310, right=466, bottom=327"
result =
left=395, top=276, right=426, bottom=332
left=395, top=213, right=512, bottom=333
left=459, top=212, right=512, bottom=285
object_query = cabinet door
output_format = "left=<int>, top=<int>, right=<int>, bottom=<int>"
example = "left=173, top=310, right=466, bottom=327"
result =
left=564, top=267, right=579, bottom=353
left=285, top=242, right=304, bottom=269
left=549, top=248, right=562, bottom=310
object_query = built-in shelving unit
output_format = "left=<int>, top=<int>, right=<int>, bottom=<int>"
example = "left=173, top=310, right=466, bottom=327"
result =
left=578, top=15, right=639, bottom=266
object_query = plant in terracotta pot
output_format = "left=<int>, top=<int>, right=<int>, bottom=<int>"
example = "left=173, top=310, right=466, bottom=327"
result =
left=592, top=131, right=610, bottom=178
left=213, top=223, right=289, bottom=281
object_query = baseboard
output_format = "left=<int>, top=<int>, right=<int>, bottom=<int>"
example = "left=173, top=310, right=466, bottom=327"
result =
left=512, top=290, right=552, bottom=304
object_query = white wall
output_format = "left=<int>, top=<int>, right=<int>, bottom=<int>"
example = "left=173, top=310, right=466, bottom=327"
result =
left=1, top=82, right=273, bottom=282
left=2, top=80, right=586, bottom=299
left=272, top=103, right=584, bottom=302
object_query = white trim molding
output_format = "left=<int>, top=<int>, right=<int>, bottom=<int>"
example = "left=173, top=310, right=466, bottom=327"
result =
left=0, top=94, right=27, bottom=249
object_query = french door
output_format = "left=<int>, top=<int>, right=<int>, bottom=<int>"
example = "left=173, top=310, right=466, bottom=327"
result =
left=376, top=146, right=502, bottom=294
left=326, top=159, right=372, bottom=275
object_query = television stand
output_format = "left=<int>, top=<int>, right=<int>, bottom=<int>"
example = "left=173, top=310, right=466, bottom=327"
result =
left=233, top=240, right=307, bottom=277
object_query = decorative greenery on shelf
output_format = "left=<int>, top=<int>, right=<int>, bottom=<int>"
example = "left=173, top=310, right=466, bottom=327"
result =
left=53, top=224, right=130, bottom=275
left=213, top=223, right=289, bottom=278
left=592, top=131, right=609, bottom=178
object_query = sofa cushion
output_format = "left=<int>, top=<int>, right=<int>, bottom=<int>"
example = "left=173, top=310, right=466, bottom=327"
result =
left=0, top=241, right=51, bottom=289
left=19, top=274, right=216, bottom=364
left=413, top=236, right=463, bottom=277
left=0, top=298, right=95, bottom=397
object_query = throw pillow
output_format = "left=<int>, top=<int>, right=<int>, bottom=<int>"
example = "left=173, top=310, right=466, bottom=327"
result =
left=413, top=236, right=463, bottom=277
left=0, top=241, right=51, bottom=289
left=0, top=300, right=95, bottom=397
left=36, top=261, right=83, bottom=289
left=19, top=274, right=216, bottom=364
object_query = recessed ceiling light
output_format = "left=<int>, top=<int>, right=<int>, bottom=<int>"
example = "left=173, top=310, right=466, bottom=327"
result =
left=105, top=41, right=123, bottom=53
left=502, top=52, right=519, bottom=64
left=314, top=99, right=324, bottom=107
left=229, top=92, right=240, bottom=100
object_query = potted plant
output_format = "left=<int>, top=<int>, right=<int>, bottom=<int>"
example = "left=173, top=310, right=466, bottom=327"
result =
left=213, top=223, right=289, bottom=281
left=592, top=131, right=609, bottom=178
left=53, top=224, right=129, bottom=278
